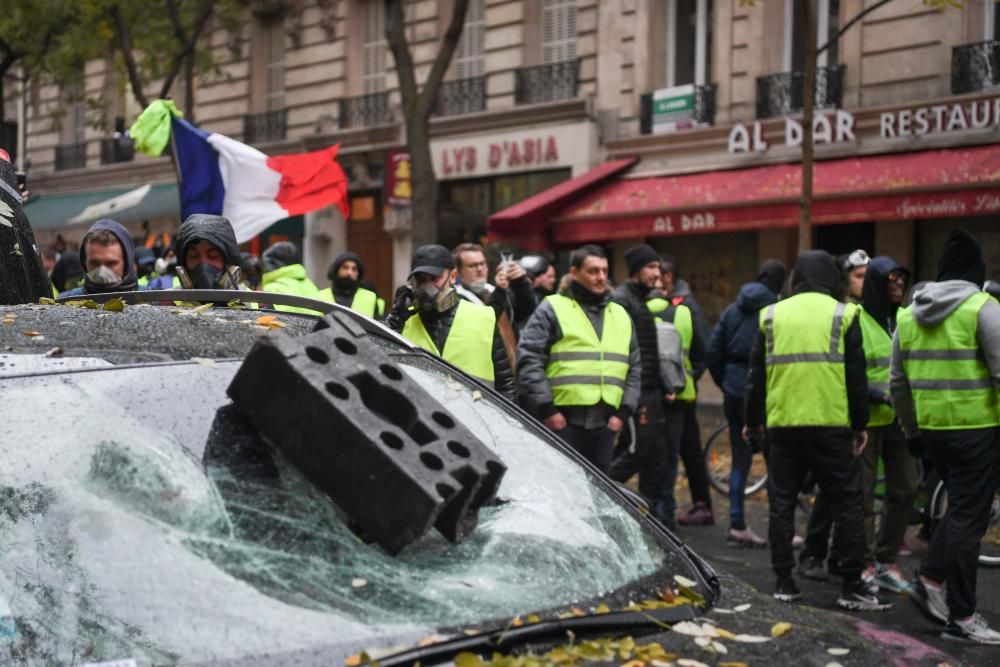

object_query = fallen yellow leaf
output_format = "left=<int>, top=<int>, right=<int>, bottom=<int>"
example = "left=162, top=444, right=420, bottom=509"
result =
left=21, top=330, right=43, bottom=337
left=454, top=652, right=483, bottom=667
left=256, top=315, right=277, bottom=325
left=102, top=298, right=125, bottom=312
left=38, top=297, right=56, bottom=305
left=771, top=622, right=792, bottom=637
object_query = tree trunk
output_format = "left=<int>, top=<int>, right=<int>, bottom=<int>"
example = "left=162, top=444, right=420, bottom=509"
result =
left=384, top=0, right=470, bottom=251
left=799, top=0, right=816, bottom=253
left=184, top=53, right=196, bottom=121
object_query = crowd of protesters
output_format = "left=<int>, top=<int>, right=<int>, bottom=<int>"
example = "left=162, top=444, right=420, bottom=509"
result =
left=28, top=206, right=1000, bottom=643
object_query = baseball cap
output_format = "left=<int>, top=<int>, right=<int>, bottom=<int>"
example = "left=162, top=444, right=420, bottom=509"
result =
left=409, top=244, right=454, bottom=277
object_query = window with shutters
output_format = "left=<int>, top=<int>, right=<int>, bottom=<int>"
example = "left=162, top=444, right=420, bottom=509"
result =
left=542, top=0, right=576, bottom=64
left=454, top=0, right=485, bottom=79
left=265, top=21, right=286, bottom=111
left=363, top=0, right=387, bottom=94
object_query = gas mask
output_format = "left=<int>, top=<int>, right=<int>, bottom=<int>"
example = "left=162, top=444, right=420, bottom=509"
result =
left=177, top=264, right=242, bottom=290
left=86, top=265, right=122, bottom=286
left=411, top=278, right=458, bottom=313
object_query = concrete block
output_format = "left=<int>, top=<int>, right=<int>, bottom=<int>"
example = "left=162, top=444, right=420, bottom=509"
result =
left=228, top=311, right=506, bottom=555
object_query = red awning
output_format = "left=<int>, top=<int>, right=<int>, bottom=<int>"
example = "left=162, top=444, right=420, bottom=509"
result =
left=549, top=145, right=1000, bottom=245
left=487, top=158, right=638, bottom=248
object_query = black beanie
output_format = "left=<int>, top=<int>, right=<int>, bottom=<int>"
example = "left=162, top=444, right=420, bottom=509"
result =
left=625, top=244, right=660, bottom=276
left=937, top=228, right=985, bottom=286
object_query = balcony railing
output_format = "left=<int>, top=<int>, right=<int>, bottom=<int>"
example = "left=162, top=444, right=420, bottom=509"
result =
left=434, top=76, right=487, bottom=117
left=338, top=92, right=392, bottom=129
left=100, top=136, right=135, bottom=165
left=515, top=59, right=580, bottom=106
left=756, top=64, right=845, bottom=119
left=952, top=40, right=1000, bottom=95
left=639, top=84, right=716, bottom=134
left=243, top=109, right=288, bottom=144
left=1, top=122, right=16, bottom=162
left=55, top=142, right=87, bottom=171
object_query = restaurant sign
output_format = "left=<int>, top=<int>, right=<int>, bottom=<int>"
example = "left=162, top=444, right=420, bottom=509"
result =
left=728, top=96, right=1000, bottom=154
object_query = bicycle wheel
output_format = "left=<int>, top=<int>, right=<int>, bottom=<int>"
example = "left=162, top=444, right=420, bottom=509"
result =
left=928, top=482, right=1000, bottom=568
left=704, top=423, right=768, bottom=497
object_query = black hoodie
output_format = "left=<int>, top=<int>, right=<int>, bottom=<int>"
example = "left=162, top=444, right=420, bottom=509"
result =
left=327, top=251, right=365, bottom=304
left=175, top=214, right=240, bottom=268
left=861, top=255, right=907, bottom=335
left=0, top=158, right=52, bottom=304
left=744, top=250, right=869, bottom=430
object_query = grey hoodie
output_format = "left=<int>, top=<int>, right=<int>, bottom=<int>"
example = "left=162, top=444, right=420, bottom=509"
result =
left=890, top=280, right=1000, bottom=438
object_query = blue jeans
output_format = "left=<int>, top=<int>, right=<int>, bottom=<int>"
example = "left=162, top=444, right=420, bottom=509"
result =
left=654, top=403, right=686, bottom=524
left=723, top=392, right=753, bottom=530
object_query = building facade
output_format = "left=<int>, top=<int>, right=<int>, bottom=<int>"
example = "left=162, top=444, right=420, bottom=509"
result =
left=6, top=0, right=999, bottom=314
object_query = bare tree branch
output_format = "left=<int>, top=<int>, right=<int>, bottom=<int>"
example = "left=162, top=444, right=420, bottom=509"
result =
left=384, top=0, right=418, bottom=111
left=109, top=3, right=150, bottom=108
left=416, top=0, right=469, bottom=117
left=156, top=0, right=216, bottom=101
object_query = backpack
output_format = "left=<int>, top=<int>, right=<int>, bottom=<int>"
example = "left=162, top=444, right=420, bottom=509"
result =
left=653, top=304, right=687, bottom=394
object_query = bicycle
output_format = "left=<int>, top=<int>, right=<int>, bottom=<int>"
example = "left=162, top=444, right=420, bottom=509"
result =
left=927, top=480, right=1000, bottom=568
left=703, top=422, right=768, bottom=497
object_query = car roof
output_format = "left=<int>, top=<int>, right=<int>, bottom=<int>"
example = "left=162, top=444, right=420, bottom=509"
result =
left=0, top=301, right=352, bottom=374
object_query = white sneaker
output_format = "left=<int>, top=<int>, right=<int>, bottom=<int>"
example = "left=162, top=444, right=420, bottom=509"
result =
left=906, top=576, right=948, bottom=625
left=942, top=614, right=1000, bottom=644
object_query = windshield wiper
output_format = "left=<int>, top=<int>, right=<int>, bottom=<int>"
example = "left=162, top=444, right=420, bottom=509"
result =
left=375, top=605, right=699, bottom=667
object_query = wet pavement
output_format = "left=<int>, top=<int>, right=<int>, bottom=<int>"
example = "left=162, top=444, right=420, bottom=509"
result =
left=670, top=470, right=999, bottom=666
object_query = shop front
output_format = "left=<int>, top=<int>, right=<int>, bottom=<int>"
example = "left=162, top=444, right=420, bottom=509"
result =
left=487, top=92, right=1000, bottom=322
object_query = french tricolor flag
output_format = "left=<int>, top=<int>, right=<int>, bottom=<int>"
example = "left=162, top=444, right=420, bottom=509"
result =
left=171, top=117, right=349, bottom=243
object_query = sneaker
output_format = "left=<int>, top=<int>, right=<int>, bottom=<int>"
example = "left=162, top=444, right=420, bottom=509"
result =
left=837, top=580, right=893, bottom=611
left=727, top=526, right=767, bottom=548
left=773, top=576, right=802, bottom=602
left=942, top=614, right=1000, bottom=644
left=862, top=565, right=879, bottom=596
left=875, top=563, right=912, bottom=594
left=906, top=575, right=948, bottom=625
left=797, top=556, right=828, bottom=581
left=677, top=502, right=715, bottom=527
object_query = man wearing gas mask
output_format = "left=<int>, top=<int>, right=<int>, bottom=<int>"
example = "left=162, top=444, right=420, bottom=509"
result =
left=147, top=214, right=244, bottom=292
left=63, top=219, right=142, bottom=296
left=386, top=244, right=516, bottom=402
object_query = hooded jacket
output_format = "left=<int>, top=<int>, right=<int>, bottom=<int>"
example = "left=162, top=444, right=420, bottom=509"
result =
left=0, top=158, right=51, bottom=305
left=744, top=250, right=869, bottom=430
left=707, top=281, right=779, bottom=398
left=50, top=253, right=85, bottom=294
left=861, top=256, right=906, bottom=335
left=66, top=219, right=139, bottom=295
left=889, top=280, right=1000, bottom=438
left=175, top=214, right=240, bottom=268
left=386, top=289, right=516, bottom=402
left=517, top=281, right=641, bottom=426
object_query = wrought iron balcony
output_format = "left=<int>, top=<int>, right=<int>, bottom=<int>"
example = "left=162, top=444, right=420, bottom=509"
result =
left=515, top=59, right=580, bottom=105
left=55, top=142, right=87, bottom=171
left=243, top=109, right=288, bottom=144
left=639, top=84, right=716, bottom=134
left=100, top=136, right=135, bottom=165
left=434, top=76, right=487, bottom=116
left=338, top=92, right=393, bottom=129
left=755, top=64, right=845, bottom=119
left=952, top=40, right=1000, bottom=95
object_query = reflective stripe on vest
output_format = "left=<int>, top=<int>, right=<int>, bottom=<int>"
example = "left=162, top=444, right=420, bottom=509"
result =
left=896, top=291, right=999, bottom=429
left=402, top=299, right=496, bottom=382
left=647, top=297, right=696, bottom=401
left=858, top=308, right=895, bottom=427
left=545, top=294, right=632, bottom=409
left=760, top=292, right=857, bottom=427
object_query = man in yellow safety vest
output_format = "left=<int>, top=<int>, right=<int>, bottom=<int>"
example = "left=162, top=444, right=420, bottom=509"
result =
left=320, top=251, right=385, bottom=319
left=517, top=244, right=641, bottom=473
left=892, top=229, right=1000, bottom=644
left=386, top=244, right=515, bottom=402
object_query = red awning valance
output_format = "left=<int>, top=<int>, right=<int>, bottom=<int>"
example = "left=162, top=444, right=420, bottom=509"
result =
left=548, top=145, right=1000, bottom=245
left=487, top=158, right=638, bottom=248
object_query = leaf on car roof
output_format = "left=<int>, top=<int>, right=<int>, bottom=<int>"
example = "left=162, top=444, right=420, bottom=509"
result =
left=827, top=647, right=850, bottom=655
left=255, top=314, right=286, bottom=329
left=771, top=622, right=792, bottom=637
left=64, top=299, right=100, bottom=309
left=38, top=297, right=56, bottom=305
left=0, top=200, right=13, bottom=227
left=227, top=299, right=247, bottom=309
left=21, top=331, right=43, bottom=338
left=102, top=298, right=126, bottom=312
left=350, top=578, right=367, bottom=589
left=733, top=603, right=751, bottom=612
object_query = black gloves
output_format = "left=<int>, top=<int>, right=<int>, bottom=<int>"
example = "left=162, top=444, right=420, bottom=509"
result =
left=906, top=436, right=924, bottom=459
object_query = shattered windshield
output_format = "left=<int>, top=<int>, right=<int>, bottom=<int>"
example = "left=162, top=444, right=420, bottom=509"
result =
left=0, top=351, right=683, bottom=666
